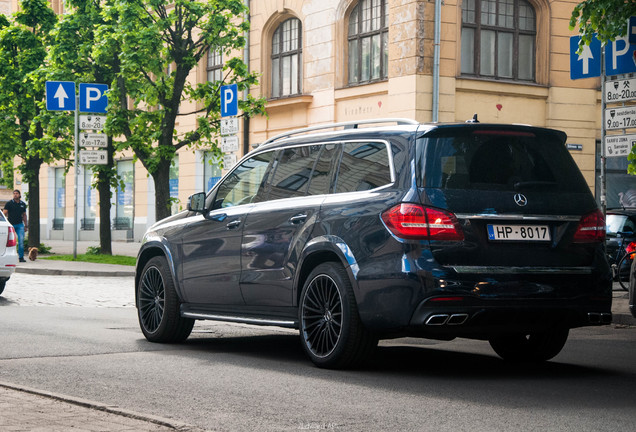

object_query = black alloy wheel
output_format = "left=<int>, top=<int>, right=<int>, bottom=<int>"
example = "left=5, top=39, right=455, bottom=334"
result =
left=137, top=256, right=193, bottom=343
left=299, top=262, right=377, bottom=369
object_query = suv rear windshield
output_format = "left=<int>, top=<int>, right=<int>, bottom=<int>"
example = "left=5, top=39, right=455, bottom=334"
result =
left=416, top=127, right=589, bottom=193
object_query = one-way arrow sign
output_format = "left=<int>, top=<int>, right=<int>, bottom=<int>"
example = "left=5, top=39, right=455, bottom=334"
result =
left=46, top=81, right=76, bottom=111
left=570, top=36, right=602, bottom=79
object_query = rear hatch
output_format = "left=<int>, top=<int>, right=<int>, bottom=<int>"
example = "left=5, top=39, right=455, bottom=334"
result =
left=416, top=125, right=603, bottom=270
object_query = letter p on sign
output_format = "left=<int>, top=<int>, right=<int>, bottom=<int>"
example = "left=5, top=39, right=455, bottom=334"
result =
left=221, top=84, right=238, bottom=117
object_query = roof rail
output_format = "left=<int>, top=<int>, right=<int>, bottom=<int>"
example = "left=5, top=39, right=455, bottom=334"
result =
left=261, top=118, right=419, bottom=146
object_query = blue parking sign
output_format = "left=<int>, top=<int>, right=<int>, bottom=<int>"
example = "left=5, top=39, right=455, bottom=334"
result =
left=79, top=83, right=108, bottom=113
left=605, top=36, right=636, bottom=76
left=629, top=16, right=636, bottom=45
left=220, top=84, right=238, bottom=117
left=46, top=81, right=76, bottom=111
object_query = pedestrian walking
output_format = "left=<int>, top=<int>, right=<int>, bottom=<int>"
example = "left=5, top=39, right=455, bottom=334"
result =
left=3, top=190, right=27, bottom=262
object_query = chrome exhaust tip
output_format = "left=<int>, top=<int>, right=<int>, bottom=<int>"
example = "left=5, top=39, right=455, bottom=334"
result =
left=447, top=314, right=469, bottom=325
left=425, top=314, right=449, bottom=326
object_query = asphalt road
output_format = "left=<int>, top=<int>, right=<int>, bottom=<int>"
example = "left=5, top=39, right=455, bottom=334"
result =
left=1, top=272, right=635, bottom=431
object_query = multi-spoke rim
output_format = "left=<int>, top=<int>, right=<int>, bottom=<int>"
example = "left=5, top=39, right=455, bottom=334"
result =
left=138, top=266, right=165, bottom=333
left=301, top=274, right=343, bottom=358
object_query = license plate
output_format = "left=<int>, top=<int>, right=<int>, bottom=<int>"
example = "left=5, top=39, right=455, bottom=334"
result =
left=487, top=224, right=551, bottom=241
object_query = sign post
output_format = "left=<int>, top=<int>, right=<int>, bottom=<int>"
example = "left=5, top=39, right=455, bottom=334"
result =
left=46, top=81, right=108, bottom=258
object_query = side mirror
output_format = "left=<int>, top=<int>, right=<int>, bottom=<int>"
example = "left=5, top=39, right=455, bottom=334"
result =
left=187, top=192, right=207, bottom=213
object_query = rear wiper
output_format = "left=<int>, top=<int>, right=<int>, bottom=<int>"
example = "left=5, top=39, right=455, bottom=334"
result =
left=513, top=181, right=557, bottom=190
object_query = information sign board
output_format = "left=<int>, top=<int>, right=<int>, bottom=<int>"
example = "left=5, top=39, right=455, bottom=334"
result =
left=223, top=153, right=237, bottom=170
left=221, top=117, right=239, bottom=136
left=79, top=115, right=105, bottom=130
left=605, top=134, right=636, bottom=158
left=80, top=133, right=107, bottom=148
left=605, top=107, right=636, bottom=130
left=221, top=136, right=240, bottom=153
left=79, top=150, right=108, bottom=165
left=604, top=78, right=636, bottom=103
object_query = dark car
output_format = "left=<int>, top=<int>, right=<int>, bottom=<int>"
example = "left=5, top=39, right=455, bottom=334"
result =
left=605, top=209, right=636, bottom=284
left=135, top=119, right=612, bottom=368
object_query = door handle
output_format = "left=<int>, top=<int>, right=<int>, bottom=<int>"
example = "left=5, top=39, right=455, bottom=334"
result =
left=289, top=214, right=307, bottom=225
left=226, top=220, right=241, bottom=229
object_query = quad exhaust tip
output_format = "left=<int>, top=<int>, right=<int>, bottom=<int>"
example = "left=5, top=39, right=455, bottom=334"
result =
left=425, top=314, right=469, bottom=326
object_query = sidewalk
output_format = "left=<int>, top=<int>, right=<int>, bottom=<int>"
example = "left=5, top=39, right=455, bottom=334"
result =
left=0, top=382, right=203, bottom=432
left=14, top=239, right=139, bottom=277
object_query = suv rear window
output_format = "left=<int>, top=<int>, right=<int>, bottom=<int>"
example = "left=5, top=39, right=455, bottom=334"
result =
left=416, top=128, right=589, bottom=193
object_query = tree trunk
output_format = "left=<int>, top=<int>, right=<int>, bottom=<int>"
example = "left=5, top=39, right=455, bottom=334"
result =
left=24, top=157, right=41, bottom=249
left=97, top=171, right=112, bottom=255
left=153, top=157, right=172, bottom=222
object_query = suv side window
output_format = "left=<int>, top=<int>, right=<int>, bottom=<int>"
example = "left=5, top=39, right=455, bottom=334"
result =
left=334, top=142, right=392, bottom=193
left=209, top=151, right=274, bottom=209
left=267, top=145, right=322, bottom=200
left=307, top=143, right=339, bottom=196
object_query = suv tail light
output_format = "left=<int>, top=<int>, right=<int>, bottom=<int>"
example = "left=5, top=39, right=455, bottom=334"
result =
left=6, top=226, right=17, bottom=247
left=573, top=209, right=606, bottom=243
left=382, top=204, right=464, bottom=241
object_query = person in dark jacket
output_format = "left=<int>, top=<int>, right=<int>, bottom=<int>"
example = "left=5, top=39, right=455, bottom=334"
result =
left=3, top=190, right=27, bottom=262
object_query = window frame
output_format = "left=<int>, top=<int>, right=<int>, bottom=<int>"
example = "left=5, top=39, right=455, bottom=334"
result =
left=207, top=47, right=223, bottom=83
left=347, top=0, right=389, bottom=86
left=461, top=0, right=537, bottom=82
left=271, top=17, right=303, bottom=99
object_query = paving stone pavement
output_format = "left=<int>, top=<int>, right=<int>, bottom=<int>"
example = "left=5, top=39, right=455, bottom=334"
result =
left=0, top=383, right=202, bottom=432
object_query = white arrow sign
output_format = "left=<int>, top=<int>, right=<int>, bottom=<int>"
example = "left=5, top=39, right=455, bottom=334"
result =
left=578, top=44, right=594, bottom=75
left=54, top=84, right=70, bottom=109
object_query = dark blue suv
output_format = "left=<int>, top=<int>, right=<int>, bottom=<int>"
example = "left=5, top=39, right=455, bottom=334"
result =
left=135, top=119, right=612, bottom=368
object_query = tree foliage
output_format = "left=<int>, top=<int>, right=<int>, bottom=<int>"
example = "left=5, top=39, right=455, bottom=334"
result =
left=102, top=0, right=266, bottom=221
left=0, top=0, right=67, bottom=247
left=570, top=0, right=636, bottom=45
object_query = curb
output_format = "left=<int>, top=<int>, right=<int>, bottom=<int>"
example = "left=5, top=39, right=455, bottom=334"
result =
left=15, top=267, right=135, bottom=277
left=0, top=381, right=206, bottom=432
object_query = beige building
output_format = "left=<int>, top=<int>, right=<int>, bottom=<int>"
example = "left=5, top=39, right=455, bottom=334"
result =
left=8, top=0, right=635, bottom=241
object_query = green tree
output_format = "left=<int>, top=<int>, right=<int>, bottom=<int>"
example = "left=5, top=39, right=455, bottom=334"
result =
left=0, top=0, right=67, bottom=248
left=47, top=0, right=122, bottom=254
left=104, top=0, right=266, bottom=221
left=570, top=0, right=636, bottom=44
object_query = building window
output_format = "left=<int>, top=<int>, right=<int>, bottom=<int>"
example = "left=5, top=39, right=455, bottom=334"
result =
left=271, top=18, right=302, bottom=98
left=53, top=167, right=66, bottom=230
left=207, top=48, right=223, bottom=83
left=169, top=155, right=179, bottom=215
left=115, top=160, right=134, bottom=230
left=82, top=168, right=96, bottom=230
left=461, top=0, right=536, bottom=81
left=204, top=151, right=222, bottom=191
left=348, top=0, right=389, bottom=86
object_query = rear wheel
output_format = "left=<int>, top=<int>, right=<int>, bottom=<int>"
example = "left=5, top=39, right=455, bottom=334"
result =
left=137, top=256, right=194, bottom=343
left=0, top=279, right=6, bottom=296
left=489, top=328, right=569, bottom=362
left=299, top=262, right=377, bottom=369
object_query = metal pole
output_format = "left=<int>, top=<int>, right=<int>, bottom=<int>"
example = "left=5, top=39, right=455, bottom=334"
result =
left=73, top=94, right=79, bottom=259
left=432, top=0, right=441, bottom=122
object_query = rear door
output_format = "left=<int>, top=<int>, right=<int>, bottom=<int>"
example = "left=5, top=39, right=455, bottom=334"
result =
left=240, top=144, right=332, bottom=306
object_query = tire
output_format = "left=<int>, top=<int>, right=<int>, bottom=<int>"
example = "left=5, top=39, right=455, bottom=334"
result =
left=299, top=262, right=377, bottom=369
left=137, top=256, right=194, bottom=343
left=618, top=251, right=636, bottom=291
left=489, top=328, right=569, bottom=362
left=0, top=279, right=5, bottom=296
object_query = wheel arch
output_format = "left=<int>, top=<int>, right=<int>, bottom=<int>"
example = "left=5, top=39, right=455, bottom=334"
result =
left=294, top=235, right=360, bottom=306
left=135, top=238, right=181, bottom=303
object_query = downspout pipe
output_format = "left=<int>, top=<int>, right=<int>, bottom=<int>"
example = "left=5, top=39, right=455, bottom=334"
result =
left=432, top=0, right=441, bottom=123
left=243, top=0, right=250, bottom=155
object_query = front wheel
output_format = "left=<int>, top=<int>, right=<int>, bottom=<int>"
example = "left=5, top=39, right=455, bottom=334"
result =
left=137, top=256, right=194, bottom=343
left=299, top=262, right=377, bottom=369
left=489, top=328, right=569, bottom=362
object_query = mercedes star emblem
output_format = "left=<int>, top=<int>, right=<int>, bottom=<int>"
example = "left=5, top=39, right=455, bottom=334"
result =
left=514, top=193, right=528, bottom=207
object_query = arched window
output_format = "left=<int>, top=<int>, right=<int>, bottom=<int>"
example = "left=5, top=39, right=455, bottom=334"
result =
left=348, top=0, right=389, bottom=85
left=271, top=18, right=302, bottom=98
left=461, top=0, right=536, bottom=81
left=207, top=48, right=223, bottom=83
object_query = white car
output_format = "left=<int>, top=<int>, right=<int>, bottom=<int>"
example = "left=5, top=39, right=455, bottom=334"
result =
left=0, top=210, right=18, bottom=296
